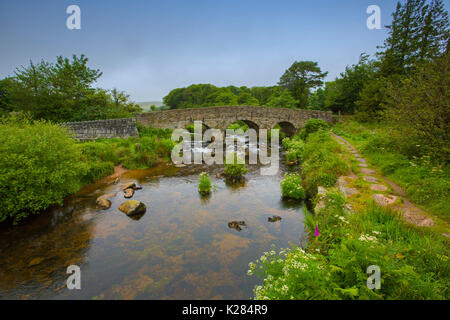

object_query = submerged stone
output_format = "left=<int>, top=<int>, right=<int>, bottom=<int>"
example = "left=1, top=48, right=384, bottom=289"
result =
left=228, top=221, right=247, bottom=231
left=96, top=193, right=115, bottom=209
left=268, top=215, right=282, bottom=222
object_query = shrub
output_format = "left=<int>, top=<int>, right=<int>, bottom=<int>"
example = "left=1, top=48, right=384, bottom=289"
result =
left=198, top=172, right=212, bottom=195
left=0, top=118, right=88, bottom=224
left=285, top=151, right=298, bottom=164
left=282, top=136, right=305, bottom=163
left=297, top=118, right=329, bottom=140
left=300, top=130, right=349, bottom=199
left=224, top=152, right=248, bottom=181
left=280, top=173, right=305, bottom=200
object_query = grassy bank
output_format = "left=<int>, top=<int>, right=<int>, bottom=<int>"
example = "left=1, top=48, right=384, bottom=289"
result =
left=78, top=125, right=174, bottom=184
left=249, top=128, right=449, bottom=300
left=332, top=119, right=450, bottom=223
left=0, top=117, right=173, bottom=224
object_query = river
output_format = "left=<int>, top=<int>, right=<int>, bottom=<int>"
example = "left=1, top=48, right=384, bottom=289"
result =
left=0, top=148, right=307, bottom=299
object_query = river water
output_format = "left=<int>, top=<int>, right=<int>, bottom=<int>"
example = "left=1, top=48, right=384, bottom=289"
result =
left=0, top=149, right=307, bottom=299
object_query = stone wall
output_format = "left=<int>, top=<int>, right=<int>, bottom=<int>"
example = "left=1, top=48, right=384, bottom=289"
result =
left=62, top=118, right=139, bottom=140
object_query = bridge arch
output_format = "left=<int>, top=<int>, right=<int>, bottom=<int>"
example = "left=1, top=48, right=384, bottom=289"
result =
left=275, top=121, right=297, bottom=137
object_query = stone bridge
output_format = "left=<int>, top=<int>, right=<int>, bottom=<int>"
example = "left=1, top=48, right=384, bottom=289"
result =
left=135, top=106, right=334, bottom=136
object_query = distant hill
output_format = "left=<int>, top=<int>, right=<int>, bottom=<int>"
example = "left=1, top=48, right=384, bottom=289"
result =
left=136, top=101, right=167, bottom=111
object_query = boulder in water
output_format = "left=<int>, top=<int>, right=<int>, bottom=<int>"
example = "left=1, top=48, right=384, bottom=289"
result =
left=118, top=200, right=146, bottom=216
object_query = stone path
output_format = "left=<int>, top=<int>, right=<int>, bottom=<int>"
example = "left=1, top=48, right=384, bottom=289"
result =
left=332, top=133, right=435, bottom=228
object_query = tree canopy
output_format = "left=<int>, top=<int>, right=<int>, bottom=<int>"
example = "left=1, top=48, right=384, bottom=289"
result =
left=0, top=55, right=142, bottom=122
left=278, top=61, right=328, bottom=108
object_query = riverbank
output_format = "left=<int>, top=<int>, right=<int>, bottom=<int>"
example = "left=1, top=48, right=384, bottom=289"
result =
left=249, top=126, right=449, bottom=300
left=0, top=118, right=174, bottom=225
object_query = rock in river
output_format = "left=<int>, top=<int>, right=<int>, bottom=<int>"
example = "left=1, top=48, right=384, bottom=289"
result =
left=96, top=193, right=116, bottom=209
left=124, top=188, right=135, bottom=199
left=118, top=200, right=146, bottom=216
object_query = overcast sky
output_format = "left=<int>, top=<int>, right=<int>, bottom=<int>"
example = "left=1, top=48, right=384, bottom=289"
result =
left=0, top=0, right=422, bottom=102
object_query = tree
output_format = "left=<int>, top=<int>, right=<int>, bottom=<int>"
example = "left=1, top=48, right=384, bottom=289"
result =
left=308, top=87, right=326, bottom=110
left=378, top=0, right=449, bottom=77
left=278, top=61, right=328, bottom=108
left=237, top=92, right=260, bottom=105
left=265, top=90, right=299, bottom=109
left=324, top=54, right=377, bottom=114
left=385, top=51, right=450, bottom=162
left=2, top=55, right=139, bottom=122
left=0, top=77, right=15, bottom=117
left=213, top=91, right=238, bottom=106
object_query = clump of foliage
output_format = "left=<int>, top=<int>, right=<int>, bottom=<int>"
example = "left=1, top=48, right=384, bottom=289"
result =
left=0, top=116, right=88, bottom=224
left=198, top=172, right=212, bottom=195
left=385, top=51, right=449, bottom=163
left=265, top=90, right=299, bottom=109
left=301, top=130, right=349, bottom=199
left=79, top=127, right=174, bottom=178
left=224, top=152, right=248, bottom=181
left=297, top=118, right=329, bottom=140
left=227, top=120, right=249, bottom=132
left=280, top=173, right=305, bottom=200
left=282, top=135, right=305, bottom=164
left=249, top=189, right=449, bottom=300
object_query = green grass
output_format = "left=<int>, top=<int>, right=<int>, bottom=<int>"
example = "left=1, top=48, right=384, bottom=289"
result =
left=332, top=119, right=450, bottom=223
left=250, top=128, right=449, bottom=300
left=250, top=188, right=450, bottom=300
left=198, top=172, right=212, bottom=195
left=78, top=126, right=174, bottom=184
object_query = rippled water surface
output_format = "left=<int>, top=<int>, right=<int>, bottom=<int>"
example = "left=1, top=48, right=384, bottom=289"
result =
left=0, top=160, right=306, bottom=299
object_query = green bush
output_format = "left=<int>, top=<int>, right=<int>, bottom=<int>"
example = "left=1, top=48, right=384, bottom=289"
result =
left=280, top=173, right=305, bottom=200
left=300, top=130, right=349, bottom=199
left=0, top=118, right=88, bottom=224
left=198, top=172, right=212, bottom=195
left=224, top=152, right=248, bottom=181
left=285, top=150, right=298, bottom=164
left=297, top=118, right=329, bottom=140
